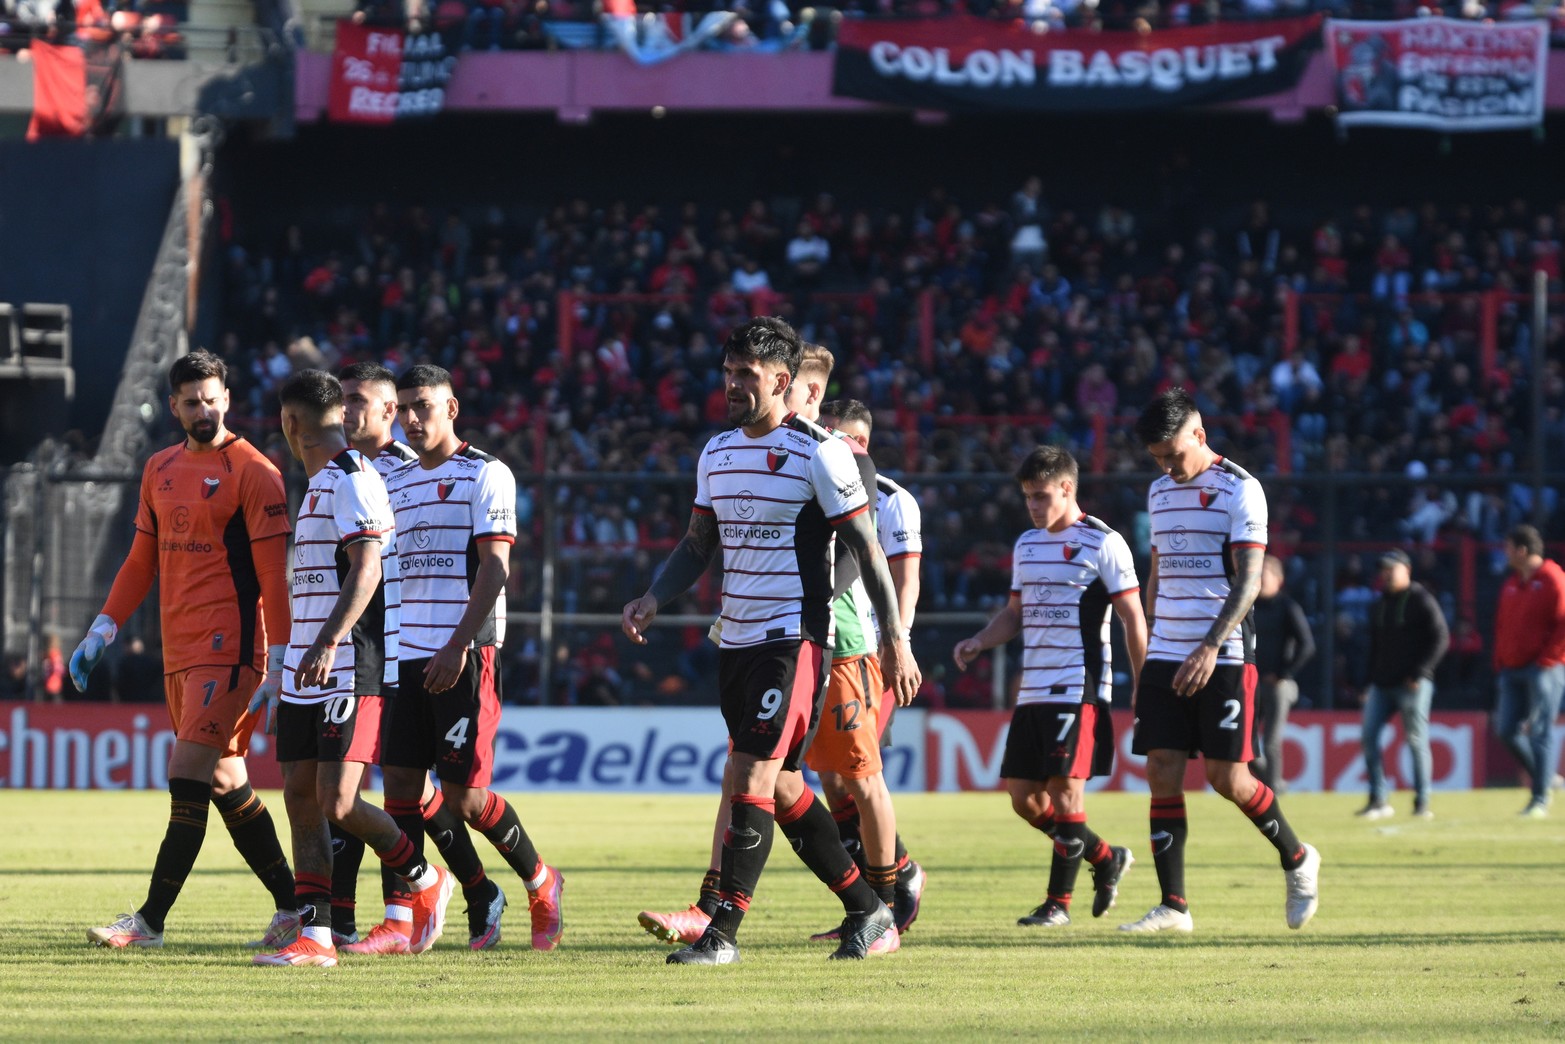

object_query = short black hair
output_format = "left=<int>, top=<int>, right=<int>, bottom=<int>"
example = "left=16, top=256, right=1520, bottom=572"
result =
left=339, top=361, right=397, bottom=388
left=1015, top=445, right=1078, bottom=488
left=397, top=363, right=453, bottom=393
left=278, top=369, right=343, bottom=420
left=1135, top=388, right=1200, bottom=446
left=1509, top=524, right=1544, bottom=557
left=723, top=316, right=802, bottom=380
left=822, top=398, right=873, bottom=431
left=168, top=349, right=227, bottom=392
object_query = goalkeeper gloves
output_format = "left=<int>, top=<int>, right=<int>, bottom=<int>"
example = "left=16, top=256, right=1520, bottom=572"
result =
left=247, top=644, right=286, bottom=735
left=69, top=614, right=118, bottom=693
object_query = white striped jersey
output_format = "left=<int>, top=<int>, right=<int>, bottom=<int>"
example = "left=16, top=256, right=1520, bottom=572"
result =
left=1147, top=456, right=1267, bottom=665
left=369, top=440, right=416, bottom=687
left=876, top=477, right=922, bottom=563
left=282, top=449, right=392, bottom=704
left=869, top=474, right=922, bottom=644
left=385, top=442, right=517, bottom=658
left=695, top=420, right=870, bottom=649
left=1010, top=514, right=1139, bottom=706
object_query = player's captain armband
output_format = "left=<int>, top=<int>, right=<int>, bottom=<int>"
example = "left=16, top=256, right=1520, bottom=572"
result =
left=708, top=618, right=723, bottom=646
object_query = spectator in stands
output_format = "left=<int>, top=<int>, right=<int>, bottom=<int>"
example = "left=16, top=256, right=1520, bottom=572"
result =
left=39, top=635, right=66, bottom=704
left=785, top=220, right=829, bottom=288
left=114, top=636, right=163, bottom=702
left=1358, top=549, right=1449, bottom=819
left=0, top=652, right=27, bottom=700
left=1492, top=524, right=1565, bottom=817
left=1250, top=555, right=1315, bottom=790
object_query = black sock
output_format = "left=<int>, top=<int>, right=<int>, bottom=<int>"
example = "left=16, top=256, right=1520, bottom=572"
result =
left=423, top=790, right=490, bottom=895
left=1150, top=795, right=1189, bottom=913
left=829, top=794, right=865, bottom=868
left=709, top=796, right=775, bottom=938
left=212, top=782, right=295, bottom=912
left=296, top=871, right=332, bottom=931
left=893, top=833, right=909, bottom=865
left=866, top=863, right=897, bottom=911
left=139, top=777, right=212, bottom=933
left=696, top=868, right=722, bottom=917
left=472, top=792, right=543, bottom=884
left=1047, top=814, right=1092, bottom=909
left=1029, top=804, right=1058, bottom=837
left=1239, top=782, right=1306, bottom=871
left=328, top=823, right=364, bottom=937
left=374, top=831, right=430, bottom=882
left=777, top=791, right=879, bottom=915
left=383, top=797, right=425, bottom=909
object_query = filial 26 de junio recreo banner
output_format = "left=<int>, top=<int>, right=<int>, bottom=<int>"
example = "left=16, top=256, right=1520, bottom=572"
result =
left=831, top=15, right=1323, bottom=112
left=1328, top=18, right=1548, bottom=132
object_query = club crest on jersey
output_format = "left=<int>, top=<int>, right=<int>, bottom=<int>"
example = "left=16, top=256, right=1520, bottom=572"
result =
left=437, top=479, right=456, bottom=501
left=766, top=446, right=789, bottom=473
left=1199, top=488, right=1223, bottom=509
left=201, top=477, right=220, bottom=499
left=1063, top=542, right=1083, bottom=561
left=308, top=493, right=320, bottom=512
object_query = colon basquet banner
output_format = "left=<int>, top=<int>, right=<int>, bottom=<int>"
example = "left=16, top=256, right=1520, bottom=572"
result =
left=328, top=21, right=453, bottom=124
left=832, top=14, right=1323, bottom=112
left=1327, top=18, right=1547, bottom=131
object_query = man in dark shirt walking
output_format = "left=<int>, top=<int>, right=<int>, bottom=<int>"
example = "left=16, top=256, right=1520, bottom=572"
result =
left=1250, top=556, right=1315, bottom=791
left=1358, top=550, right=1449, bottom=820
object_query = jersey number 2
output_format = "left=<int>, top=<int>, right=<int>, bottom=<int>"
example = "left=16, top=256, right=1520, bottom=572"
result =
left=1218, top=699, right=1241, bottom=731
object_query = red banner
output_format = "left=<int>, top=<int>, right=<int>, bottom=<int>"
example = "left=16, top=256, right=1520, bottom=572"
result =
left=833, top=15, right=1323, bottom=112
left=1327, top=18, right=1548, bottom=132
left=26, top=41, right=88, bottom=140
left=328, top=21, right=406, bottom=124
left=924, top=709, right=1494, bottom=793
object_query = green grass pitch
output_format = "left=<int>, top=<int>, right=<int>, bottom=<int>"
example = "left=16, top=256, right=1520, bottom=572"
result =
left=2, top=788, right=1562, bottom=1040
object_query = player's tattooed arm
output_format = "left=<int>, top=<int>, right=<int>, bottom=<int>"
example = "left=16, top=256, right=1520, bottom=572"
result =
left=1144, top=554, right=1159, bottom=633
left=625, top=510, right=719, bottom=645
left=648, top=510, right=720, bottom=606
left=839, top=510, right=922, bottom=705
left=1203, top=543, right=1265, bottom=649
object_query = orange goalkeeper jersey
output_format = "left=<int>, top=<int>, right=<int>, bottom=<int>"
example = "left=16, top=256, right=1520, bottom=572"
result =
left=133, top=435, right=292, bottom=674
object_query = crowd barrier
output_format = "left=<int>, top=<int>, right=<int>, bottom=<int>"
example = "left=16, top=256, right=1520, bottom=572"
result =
left=2, top=702, right=1550, bottom=795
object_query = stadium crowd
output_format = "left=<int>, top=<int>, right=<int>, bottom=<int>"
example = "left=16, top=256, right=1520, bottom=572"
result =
left=192, top=185, right=1565, bottom=708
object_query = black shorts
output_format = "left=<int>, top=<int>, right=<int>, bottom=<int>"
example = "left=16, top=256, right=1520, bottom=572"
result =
left=718, top=639, right=829, bottom=772
left=1001, top=699, right=1114, bottom=781
left=1132, top=659, right=1257, bottom=762
left=275, top=694, right=384, bottom=764
left=379, top=647, right=502, bottom=787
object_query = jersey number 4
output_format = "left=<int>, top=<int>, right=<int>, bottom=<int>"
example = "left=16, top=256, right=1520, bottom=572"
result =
left=445, top=717, right=471, bottom=750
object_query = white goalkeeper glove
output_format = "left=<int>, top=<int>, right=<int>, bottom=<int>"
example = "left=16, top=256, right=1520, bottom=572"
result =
left=69, top=614, right=118, bottom=693
left=247, top=644, right=286, bottom=735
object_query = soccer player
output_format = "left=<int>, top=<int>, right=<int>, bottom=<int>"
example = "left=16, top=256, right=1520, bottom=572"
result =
left=252, top=370, right=456, bottom=967
left=951, top=446, right=1142, bottom=928
left=379, top=364, right=564, bottom=951
left=330, top=363, right=505, bottom=954
left=635, top=367, right=924, bottom=946
left=806, top=397, right=925, bottom=937
left=622, top=318, right=921, bottom=964
left=1120, top=389, right=1320, bottom=933
left=72, top=349, right=298, bottom=949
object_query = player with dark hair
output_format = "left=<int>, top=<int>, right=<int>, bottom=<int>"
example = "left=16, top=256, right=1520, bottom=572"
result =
left=1121, top=389, right=1319, bottom=933
left=329, top=362, right=504, bottom=955
left=74, top=349, right=298, bottom=949
left=953, top=446, right=1142, bottom=928
left=252, top=370, right=455, bottom=967
left=379, top=364, right=564, bottom=951
left=623, top=317, right=921, bottom=964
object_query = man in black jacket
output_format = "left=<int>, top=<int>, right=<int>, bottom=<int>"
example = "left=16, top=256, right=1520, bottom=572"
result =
left=1358, top=550, right=1449, bottom=820
left=1251, top=556, right=1315, bottom=791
